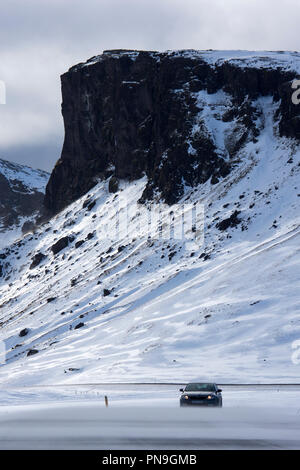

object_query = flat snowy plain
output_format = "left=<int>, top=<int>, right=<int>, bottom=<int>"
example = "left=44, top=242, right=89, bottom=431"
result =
left=0, top=384, right=299, bottom=449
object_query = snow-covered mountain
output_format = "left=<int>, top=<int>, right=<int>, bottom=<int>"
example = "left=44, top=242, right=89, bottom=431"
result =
left=0, top=51, right=299, bottom=386
left=0, top=158, right=49, bottom=249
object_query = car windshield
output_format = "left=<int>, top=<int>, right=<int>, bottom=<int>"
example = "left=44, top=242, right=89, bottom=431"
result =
left=185, top=383, right=216, bottom=392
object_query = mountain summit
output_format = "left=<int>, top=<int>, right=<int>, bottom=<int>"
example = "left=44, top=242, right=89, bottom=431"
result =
left=45, top=49, right=300, bottom=214
left=0, top=51, right=299, bottom=386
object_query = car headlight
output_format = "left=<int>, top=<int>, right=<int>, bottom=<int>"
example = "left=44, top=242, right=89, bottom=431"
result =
left=184, top=395, right=189, bottom=400
left=207, top=395, right=214, bottom=399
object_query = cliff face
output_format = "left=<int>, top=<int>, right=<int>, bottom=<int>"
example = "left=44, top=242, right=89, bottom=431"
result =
left=44, top=50, right=300, bottom=214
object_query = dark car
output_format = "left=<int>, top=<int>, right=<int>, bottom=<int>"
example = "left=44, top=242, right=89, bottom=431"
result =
left=179, top=383, right=222, bottom=407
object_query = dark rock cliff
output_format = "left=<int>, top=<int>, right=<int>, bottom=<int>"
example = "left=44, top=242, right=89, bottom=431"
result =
left=44, top=50, right=300, bottom=214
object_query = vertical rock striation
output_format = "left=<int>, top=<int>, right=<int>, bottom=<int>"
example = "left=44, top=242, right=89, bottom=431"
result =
left=44, top=50, right=300, bottom=214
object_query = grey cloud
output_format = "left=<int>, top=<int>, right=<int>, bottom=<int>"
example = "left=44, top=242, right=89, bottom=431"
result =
left=0, top=141, right=61, bottom=173
left=0, top=0, right=300, bottom=171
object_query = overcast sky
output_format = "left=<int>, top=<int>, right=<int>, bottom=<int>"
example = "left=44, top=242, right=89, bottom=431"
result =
left=0, top=0, right=300, bottom=172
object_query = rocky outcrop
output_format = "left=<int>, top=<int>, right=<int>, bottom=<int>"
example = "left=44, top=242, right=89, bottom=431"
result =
left=44, top=50, right=300, bottom=214
left=30, top=252, right=46, bottom=269
left=51, top=235, right=75, bottom=255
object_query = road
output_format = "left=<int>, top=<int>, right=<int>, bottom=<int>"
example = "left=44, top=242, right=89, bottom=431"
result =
left=0, top=384, right=299, bottom=449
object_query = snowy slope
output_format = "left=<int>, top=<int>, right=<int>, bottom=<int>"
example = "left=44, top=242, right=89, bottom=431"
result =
left=81, top=49, right=300, bottom=74
left=0, top=158, right=49, bottom=249
left=0, top=159, right=48, bottom=194
left=169, top=50, right=300, bottom=73
left=0, top=91, right=299, bottom=386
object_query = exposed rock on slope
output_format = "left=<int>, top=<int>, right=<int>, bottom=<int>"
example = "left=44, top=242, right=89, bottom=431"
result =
left=45, top=49, right=300, bottom=214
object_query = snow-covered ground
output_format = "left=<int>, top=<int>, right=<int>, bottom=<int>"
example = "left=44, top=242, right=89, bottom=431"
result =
left=0, top=386, right=300, bottom=449
left=82, top=49, right=300, bottom=75
left=0, top=384, right=299, bottom=408
left=0, top=85, right=299, bottom=388
left=172, top=49, right=300, bottom=74
left=0, top=158, right=48, bottom=194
